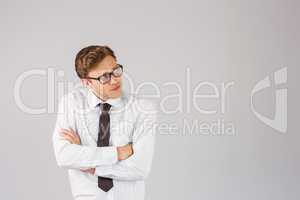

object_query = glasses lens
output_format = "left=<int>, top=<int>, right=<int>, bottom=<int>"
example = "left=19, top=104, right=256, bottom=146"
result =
left=99, top=73, right=110, bottom=84
left=113, top=65, right=123, bottom=77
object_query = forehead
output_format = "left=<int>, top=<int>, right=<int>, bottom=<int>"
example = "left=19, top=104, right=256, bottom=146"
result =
left=89, top=55, right=117, bottom=75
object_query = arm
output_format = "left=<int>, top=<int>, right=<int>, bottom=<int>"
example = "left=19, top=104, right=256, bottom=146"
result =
left=94, top=100, right=157, bottom=181
left=52, top=94, right=118, bottom=169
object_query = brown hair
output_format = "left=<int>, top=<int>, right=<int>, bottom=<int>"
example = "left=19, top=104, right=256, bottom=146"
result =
left=75, top=45, right=116, bottom=78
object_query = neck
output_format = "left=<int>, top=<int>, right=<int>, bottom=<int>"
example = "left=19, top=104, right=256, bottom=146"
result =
left=89, top=88, right=108, bottom=102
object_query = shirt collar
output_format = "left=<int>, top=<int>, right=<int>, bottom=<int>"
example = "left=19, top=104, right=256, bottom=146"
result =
left=87, top=87, right=124, bottom=109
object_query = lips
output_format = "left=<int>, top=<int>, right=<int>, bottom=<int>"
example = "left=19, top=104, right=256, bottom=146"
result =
left=111, top=85, right=120, bottom=90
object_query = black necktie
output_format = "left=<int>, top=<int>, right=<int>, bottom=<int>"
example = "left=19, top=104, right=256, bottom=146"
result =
left=97, top=103, right=113, bottom=192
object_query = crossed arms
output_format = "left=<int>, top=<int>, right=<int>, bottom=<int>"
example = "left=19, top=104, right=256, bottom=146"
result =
left=52, top=95, right=157, bottom=181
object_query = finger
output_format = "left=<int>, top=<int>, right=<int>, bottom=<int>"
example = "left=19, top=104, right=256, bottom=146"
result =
left=60, top=133, right=76, bottom=144
left=60, top=128, right=73, bottom=133
left=59, top=129, right=81, bottom=144
left=60, top=130, right=76, bottom=140
left=80, top=168, right=92, bottom=173
left=69, top=127, right=81, bottom=141
left=60, top=128, right=76, bottom=136
left=69, top=127, right=77, bottom=136
left=61, top=133, right=75, bottom=144
left=61, top=132, right=81, bottom=145
left=88, top=169, right=93, bottom=174
left=61, top=128, right=80, bottom=140
left=90, top=168, right=95, bottom=175
left=68, top=127, right=81, bottom=143
left=61, top=127, right=78, bottom=136
left=61, top=133, right=74, bottom=142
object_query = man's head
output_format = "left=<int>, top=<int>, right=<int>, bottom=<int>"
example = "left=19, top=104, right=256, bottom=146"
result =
left=75, top=45, right=123, bottom=101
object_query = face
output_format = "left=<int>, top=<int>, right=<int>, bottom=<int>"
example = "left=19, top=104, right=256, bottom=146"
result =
left=81, top=55, right=122, bottom=101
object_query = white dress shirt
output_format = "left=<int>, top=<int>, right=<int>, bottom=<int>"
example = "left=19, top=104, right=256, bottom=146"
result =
left=52, top=85, right=157, bottom=200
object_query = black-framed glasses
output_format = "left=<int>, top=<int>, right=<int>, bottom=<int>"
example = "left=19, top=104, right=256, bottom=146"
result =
left=85, top=64, right=123, bottom=84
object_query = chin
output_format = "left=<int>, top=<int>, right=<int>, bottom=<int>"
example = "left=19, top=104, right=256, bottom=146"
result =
left=109, top=90, right=122, bottom=98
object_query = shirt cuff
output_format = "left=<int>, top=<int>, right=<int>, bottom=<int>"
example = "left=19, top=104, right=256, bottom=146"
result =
left=95, top=164, right=113, bottom=177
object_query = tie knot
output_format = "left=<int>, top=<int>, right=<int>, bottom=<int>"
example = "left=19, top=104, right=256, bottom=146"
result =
left=100, top=103, right=111, bottom=112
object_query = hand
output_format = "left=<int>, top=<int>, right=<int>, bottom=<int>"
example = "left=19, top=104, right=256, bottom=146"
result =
left=117, top=143, right=133, bottom=161
left=80, top=168, right=95, bottom=175
left=60, top=128, right=81, bottom=145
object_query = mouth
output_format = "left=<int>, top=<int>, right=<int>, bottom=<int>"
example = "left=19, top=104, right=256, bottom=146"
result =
left=111, top=84, right=120, bottom=91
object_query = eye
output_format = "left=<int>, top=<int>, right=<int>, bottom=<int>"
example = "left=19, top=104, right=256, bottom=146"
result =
left=99, top=73, right=110, bottom=82
left=113, top=65, right=123, bottom=76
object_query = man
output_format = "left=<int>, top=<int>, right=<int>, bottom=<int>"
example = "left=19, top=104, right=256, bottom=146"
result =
left=52, top=45, right=157, bottom=200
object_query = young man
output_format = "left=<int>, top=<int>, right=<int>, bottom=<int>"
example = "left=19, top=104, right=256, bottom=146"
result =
left=52, top=45, right=157, bottom=200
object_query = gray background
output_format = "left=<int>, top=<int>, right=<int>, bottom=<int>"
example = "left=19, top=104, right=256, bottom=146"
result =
left=0, top=0, right=299, bottom=199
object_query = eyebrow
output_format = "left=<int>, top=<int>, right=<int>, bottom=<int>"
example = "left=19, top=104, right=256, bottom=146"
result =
left=98, top=65, right=119, bottom=76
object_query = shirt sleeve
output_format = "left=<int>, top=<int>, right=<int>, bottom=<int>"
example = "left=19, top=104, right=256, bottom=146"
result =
left=52, top=94, right=118, bottom=169
left=94, top=100, right=157, bottom=181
